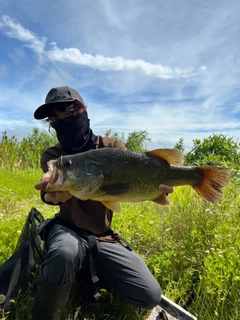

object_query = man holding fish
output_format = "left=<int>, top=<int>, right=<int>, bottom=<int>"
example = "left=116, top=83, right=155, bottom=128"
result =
left=32, top=86, right=177, bottom=320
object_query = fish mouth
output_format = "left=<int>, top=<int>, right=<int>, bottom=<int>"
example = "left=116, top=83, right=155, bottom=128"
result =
left=49, top=161, right=59, bottom=184
left=45, top=159, right=64, bottom=190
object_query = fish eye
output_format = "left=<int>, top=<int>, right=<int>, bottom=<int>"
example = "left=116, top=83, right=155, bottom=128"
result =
left=63, top=160, right=72, bottom=168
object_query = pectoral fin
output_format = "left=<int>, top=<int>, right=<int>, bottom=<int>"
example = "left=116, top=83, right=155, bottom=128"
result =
left=152, top=194, right=172, bottom=206
left=69, top=175, right=103, bottom=200
left=102, top=201, right=121, bottom=213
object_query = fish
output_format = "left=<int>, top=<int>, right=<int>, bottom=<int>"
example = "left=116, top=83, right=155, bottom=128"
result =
left=44, top=148, right=231, bottom=212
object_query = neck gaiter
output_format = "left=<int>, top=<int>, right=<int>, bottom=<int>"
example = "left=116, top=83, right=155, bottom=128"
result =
left=54, top=112, right=96, bottom=154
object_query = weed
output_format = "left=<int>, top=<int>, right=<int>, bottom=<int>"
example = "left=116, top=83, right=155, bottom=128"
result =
left=1, top=169, right=239, bottom=319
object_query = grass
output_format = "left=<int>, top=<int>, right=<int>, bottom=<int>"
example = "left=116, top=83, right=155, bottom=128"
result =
left=0, top=168, right=240, bottom=319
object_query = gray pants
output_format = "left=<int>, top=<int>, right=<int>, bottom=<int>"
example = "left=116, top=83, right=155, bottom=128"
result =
left=41, top=223, right=161, bottom=309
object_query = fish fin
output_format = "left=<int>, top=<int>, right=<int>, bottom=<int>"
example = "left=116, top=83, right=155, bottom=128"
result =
left=101, top=201, right=121, bottom=213
left=192, top=167, right=231, bottom=203
left=152, top=194, right=172, bottom=206
left=146, top=149, right=184, bottom=166
left=69, top=190, right=86, bottom=199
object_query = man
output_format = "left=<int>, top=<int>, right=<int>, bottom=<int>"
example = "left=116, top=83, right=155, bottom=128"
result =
left=33, top=86, right=173, bottom=320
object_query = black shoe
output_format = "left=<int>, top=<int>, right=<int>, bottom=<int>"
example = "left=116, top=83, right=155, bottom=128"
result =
left=83, top=290, right=102, bottom=304
left=157, top=309, right=169, bottom=320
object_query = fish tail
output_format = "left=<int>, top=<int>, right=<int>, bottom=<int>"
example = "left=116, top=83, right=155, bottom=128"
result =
left=193, top=167, right=231, bottom=204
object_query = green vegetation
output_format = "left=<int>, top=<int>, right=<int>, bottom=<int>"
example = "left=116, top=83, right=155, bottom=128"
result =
left=184, top=134, right=240, bottom=167
left=105, top=129, right=151, bottom=152
left=0, top=129, right=58, bottom=170
left=0, top=130, right=240, bottom=319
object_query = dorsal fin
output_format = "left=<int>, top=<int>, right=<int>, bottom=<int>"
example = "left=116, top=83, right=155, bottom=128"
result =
left=146, top=148, right=184, bottom=166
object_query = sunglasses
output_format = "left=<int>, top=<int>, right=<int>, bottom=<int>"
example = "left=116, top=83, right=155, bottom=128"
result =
left=48, top=103, right=76, bottom=127
left=49, top=115, right=74, bottom=127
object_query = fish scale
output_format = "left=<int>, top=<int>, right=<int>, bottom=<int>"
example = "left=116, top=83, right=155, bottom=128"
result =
left=45, top=148, right=231, bottom=212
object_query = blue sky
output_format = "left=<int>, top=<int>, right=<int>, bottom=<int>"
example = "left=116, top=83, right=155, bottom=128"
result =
left=0, top=0, right=240, bottom=150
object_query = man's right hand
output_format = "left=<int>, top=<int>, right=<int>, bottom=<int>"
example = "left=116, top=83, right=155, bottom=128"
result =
left=35, top=172, right=72, bottom=204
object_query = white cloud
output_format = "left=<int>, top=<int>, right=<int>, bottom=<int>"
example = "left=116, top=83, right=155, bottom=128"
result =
left=0, top=15, right=46, bottom=56
left=0, top=2, right=240, bottom=151
left=47, top=45, right=207, bottom=79
left=0, top=15, right=207, bottom=79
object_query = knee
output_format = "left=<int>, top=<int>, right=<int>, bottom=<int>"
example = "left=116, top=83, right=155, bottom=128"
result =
left=43, top=240, right=81, bottom=279
left=141, top=282, right=161, bottom=309
left=55, top=245, right=77, bottom=266
left=124, top=278, right=161, bottom=309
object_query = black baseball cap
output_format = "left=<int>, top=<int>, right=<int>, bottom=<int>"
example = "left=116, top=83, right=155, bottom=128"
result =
left=34, top=86, right=85, bottom=119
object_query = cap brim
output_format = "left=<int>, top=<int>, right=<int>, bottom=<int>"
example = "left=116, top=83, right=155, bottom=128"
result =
left=34, top=100, right=75, bottom=120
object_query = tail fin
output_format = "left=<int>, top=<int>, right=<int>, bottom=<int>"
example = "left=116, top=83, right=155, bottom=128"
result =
left=193, top=167, right=231, bottom=204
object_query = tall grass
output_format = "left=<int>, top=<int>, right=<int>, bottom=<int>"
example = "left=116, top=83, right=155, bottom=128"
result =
left=0, top=129, right=57, bottom=170
left=1, top=169, right=239, bottom=319
left=1, top=129, right=239, bottom=319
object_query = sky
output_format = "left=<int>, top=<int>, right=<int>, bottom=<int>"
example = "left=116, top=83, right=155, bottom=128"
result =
left=0, top=0, right=240, bottom=151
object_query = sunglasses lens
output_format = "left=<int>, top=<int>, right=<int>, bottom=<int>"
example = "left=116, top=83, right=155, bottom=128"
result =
left=50, top=115, right=73, bottom=127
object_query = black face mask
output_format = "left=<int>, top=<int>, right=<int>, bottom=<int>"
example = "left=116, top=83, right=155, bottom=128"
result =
left=54, top=112, right=96, bottom=154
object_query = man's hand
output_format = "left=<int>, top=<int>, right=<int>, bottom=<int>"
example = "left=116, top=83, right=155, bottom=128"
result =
left=43, top=191, right=73, bottom=204
left=35, top=172, right=72, bottom=204
left=35, top=172, right=51, bottom=190
left=158, top=184, right=174, bottom=195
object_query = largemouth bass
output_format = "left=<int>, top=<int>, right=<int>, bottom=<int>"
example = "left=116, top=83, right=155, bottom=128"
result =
left=44, top=148, right=231, bottom=212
